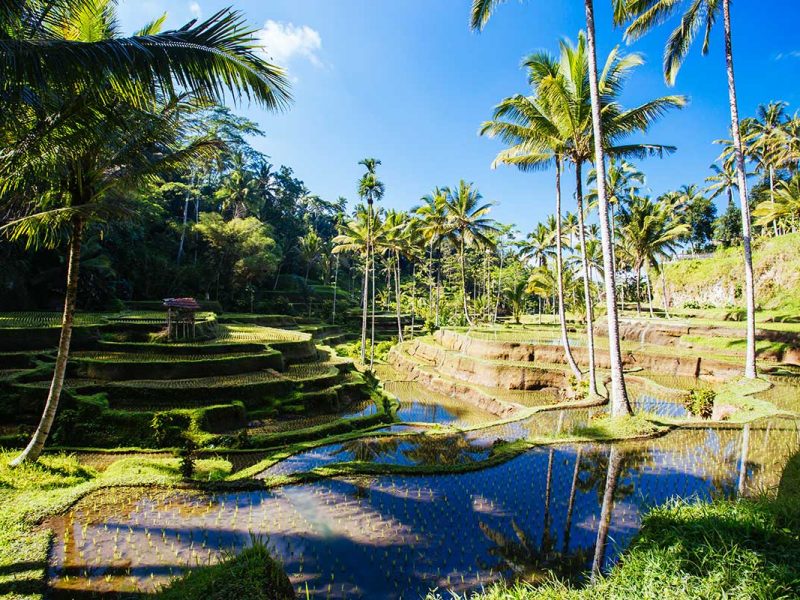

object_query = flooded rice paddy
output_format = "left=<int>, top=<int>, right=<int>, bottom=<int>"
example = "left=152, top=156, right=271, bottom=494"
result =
left=50, top=379, right=800, bottom=599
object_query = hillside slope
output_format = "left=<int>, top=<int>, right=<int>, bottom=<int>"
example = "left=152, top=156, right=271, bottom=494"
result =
left=664, top=233, right=800, bottom=314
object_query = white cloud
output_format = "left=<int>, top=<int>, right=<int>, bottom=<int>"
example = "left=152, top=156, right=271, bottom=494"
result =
left=775, top=51, right=800, bottom=60
left=256, top=20, right=323, bottom=68
left=189, top=2, right=201, bottom=19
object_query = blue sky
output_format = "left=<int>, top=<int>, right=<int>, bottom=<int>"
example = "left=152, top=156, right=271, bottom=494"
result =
left=118, top=0, right=800, bottom=236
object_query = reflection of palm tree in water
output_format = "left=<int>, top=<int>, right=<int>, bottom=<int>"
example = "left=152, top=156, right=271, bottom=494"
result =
left=335, top=437, right=401, bottom=462
left=401, top=434, right=488, bottom=466
left=570, top=445, right=650, bottom=581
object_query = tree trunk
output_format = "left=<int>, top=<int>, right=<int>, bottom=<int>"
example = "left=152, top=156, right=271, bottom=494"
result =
left=635, top=263, right=642, bottom=316
left=493, top=244, right=504, bottom=324
left=410, top=262, right=416, bottom=339
left=591, top=445, right=622, bottom=581
left=332, top=255, right=339, bottom=324
left=370, top=246, right=376, bottom=369
left=723, top=0, right=757, bottom=379
left=360, top=209, right=371, bottom=363
left=12, top=217, right=83, bottom=465
left=645, top=268, right=655, bottom=318
left=660, top=263, right=671, bottom=318
left=769, top=165, right=778, bottom=236
left=394, top=250, right=404, bottom=342
left=460, top=234, right=473, bottom=326
left=555, top=159, right=583, bottom=380
left=435, top=251, right=442, bottom=327
left=576, top=163, right=598, bottom=396
left=584, top=0, right=630, bottom=413
left=428, top=240, right=434, bottom=323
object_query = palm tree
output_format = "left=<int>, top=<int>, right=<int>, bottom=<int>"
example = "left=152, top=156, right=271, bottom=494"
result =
left=2, top=3, right=290, bottom=466
left=216, top=152, right=257, bottom=219
left=753, top=174, right=800, bottom=234
left=298, top=229, right=323, bottom=283
left=479, top=93, right=583, bottom=380
left=379, top=209, right=408, bottom=341
left=443, top=181, right=498, bottom=326
left=504, top=279, right=528, bottom=324
left=474, top=0, right=659, bottom=416
left=332, top=208, right=377, bottom=362
left=518, top=223, right=555, bottom=268
left=619, top=196, right=688, bottom=316
left=616, top=0, right=757, bottom=379
left=705, top=160, right=742, bottom=210
left=356, top=159, right=385, bottom=365
left=416, top=188, right=451, bottom=327
left=588, top=158, right=645, bottom=279
left=484, top=34, right=684, bottom=399
left=742, top=103, right=791, bottom=235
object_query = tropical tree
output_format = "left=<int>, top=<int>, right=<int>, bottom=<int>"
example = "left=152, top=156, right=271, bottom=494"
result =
left=483, top=33, right=684, bottom=398
left=332, top=208, right=377, bottom=362
left=416, top=188, right=451, bottom=327
left=357, top=159, right=385, bottom=366
left=378, top=209, right=408, bottom=341
left=444, top=181, right=498, bottom=326
left=479, top=92, right=583, bottom=379
left=615, top=0, right=758, bottom=378
left=504, top=279, right=529, bottom=324
left=298, top=229, right=322, bottom=283
left=1, top=1, right=290, bottom=465
left=518, top=223, right=555, bottom=268
left=619, top=196, right=688, bottom=316
left=753, top=174, right=800, bottom=234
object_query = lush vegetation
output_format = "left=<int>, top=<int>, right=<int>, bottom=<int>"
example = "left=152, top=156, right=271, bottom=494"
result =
left=1, top=1, right=799, bottom=600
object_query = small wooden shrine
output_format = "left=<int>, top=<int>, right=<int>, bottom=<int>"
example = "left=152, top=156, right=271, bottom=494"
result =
left=163, top=297, right=201, bottom=340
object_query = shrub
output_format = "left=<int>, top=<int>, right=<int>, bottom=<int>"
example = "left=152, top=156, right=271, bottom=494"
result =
left=151, top=411, right=192, bottom=447
left=178, top=436, right=198, bottom=479
left=685, top=388, right=715, bottom=419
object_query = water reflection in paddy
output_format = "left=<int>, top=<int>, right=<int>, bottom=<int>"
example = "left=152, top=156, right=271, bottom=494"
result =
left=50, top=417, right=800, bottom=599
left=385, top=381, right=496, bottom=426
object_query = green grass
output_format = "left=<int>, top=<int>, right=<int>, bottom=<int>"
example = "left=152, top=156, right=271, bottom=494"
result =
left=0, top=452, right=230, bottom=600
left=155, top=539, right=294, bottom=600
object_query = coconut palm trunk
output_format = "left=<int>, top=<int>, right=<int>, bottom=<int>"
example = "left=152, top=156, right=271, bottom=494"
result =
left=722, top=0, right=757, bottom=379
left=555, top=159, right=583, bottom=380
left=660, top=264, right=671, bottom=318
left=332, top=255, right=339, bottom=324
left=584, top=0, right=631, bottom=413
left=459, top=235, right=473, bottom=326
left=645, top=269, right=655, bottom=318
left=576, top=163, right=598, bottom=395
left=11, top=217, right=83, bottom=466
left=370, top=249, right=376, bottom=369
left=394, top=250, right=404, bottom=342
left=360, top=255, right=369, bottom=363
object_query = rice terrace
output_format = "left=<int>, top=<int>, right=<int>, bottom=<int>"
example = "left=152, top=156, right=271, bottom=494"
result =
left=1, top=1, right=800, bottom=599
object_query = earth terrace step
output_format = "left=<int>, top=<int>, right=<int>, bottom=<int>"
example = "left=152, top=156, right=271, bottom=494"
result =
left=69, top=351, right=284, bottom=381
left=435, top=328, right=741, bottom=382
left=408, top=336, right=567, bottom=391
left=387, top=345, right=524, bottom=419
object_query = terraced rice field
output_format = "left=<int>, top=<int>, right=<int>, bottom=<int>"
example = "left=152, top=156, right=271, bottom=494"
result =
left=49, top=417, right=800, bottom=599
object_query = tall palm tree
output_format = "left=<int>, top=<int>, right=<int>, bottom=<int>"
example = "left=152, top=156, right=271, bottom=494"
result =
left=743, top=103, right=791, bottom=235
left=518, top=223, right=555, bottom=268
left=2, top=3, right=290, bottom=466
left=483, top=34, right=684, bottom=399
left=588, top=158, right=645, bottom=280
left=473, top=0, right=657, bottom=416
left=357, top=159, right=385, bottom=365
left=705, top=160, right=743, bottom=209
left=479, top=93, right=583, bottom=379
left=615, top=0, right=757, bottom=379
left=416, top=188, right=451, bottom=327
left=332, top=207, right=378, bottom=362
left=443, top=181, right=498, bottom=326
left=379, top=209, right=408, bottom=341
